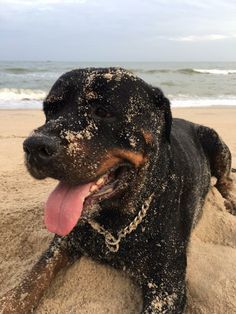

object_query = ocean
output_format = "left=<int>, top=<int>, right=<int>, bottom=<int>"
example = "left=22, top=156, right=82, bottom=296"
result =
left=0, top=61, right=236, bottom=109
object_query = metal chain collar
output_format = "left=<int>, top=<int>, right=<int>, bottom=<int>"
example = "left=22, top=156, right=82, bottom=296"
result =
left=87, top=193, right=154, bottom=253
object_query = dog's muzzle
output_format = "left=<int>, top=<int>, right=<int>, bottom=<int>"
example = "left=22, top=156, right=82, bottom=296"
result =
left=23, top=134, right=61, bottom=167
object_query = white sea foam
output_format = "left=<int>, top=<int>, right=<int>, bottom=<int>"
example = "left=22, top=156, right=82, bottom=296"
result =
left=0, top=85, right=236, bottom=109
left=193, top=69, right=236, bottom=75
left=170, top=96, right=236, bottom=107
left=0, top=88, right=46, bottom=101
left=0, top=88, right=46, bottom=109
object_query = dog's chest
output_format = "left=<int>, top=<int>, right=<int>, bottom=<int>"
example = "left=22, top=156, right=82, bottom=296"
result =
left=69, top=222, right=151, bottom=272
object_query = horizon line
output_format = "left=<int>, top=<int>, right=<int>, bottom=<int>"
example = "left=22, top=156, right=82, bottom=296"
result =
left=1, top=59, right=236, bottom=63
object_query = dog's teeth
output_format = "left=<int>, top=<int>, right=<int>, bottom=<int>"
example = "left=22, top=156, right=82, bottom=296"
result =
left=96, top=188, right=113, bottom=196
left=96, top=177, right=105, bottom=185
left=90, top=184, right=98, bottom=192
left=105, top=188, right=113, bottom=193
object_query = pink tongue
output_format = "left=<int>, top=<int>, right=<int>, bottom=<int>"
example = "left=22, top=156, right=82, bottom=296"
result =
left=44, top=182, right=93, bottom=236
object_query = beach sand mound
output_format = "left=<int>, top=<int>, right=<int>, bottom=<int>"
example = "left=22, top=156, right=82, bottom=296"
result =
left=0, top=169, right=235, bottom=314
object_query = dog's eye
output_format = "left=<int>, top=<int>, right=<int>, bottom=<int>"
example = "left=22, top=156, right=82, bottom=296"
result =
left=92, top=107, right=113, bottom=119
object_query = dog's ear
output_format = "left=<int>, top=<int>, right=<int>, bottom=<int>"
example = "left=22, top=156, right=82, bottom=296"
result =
left=151, top=87, right=172, bottom=142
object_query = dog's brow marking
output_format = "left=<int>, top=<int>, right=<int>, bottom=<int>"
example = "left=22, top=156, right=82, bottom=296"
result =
left=141, top=130, right=154, bottom=145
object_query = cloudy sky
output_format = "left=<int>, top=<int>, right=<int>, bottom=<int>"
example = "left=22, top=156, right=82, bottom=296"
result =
left=0, top=0, right=236, bottom=61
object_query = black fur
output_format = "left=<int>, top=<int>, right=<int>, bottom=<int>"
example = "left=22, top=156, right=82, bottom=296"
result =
left=23, top=68, right=235, bottom=313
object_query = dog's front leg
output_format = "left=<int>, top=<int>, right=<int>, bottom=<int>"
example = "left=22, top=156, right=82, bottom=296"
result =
left=141, top=278, right=186, bottom=314
left=0, top=235, right=79, bottom=314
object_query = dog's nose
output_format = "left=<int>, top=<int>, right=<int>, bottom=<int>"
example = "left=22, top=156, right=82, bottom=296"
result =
left=23, top=135, right=60, bottom=163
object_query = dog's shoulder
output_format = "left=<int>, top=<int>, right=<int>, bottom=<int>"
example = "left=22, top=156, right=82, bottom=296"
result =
left=170, top=118, right=200, bottom=147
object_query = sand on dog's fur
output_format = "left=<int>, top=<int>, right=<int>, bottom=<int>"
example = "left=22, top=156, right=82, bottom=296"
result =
left=0, top=108, right=236, bottom=313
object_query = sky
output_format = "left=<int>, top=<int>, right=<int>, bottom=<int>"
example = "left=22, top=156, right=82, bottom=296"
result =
left=0, top=0, right=236, bottom=62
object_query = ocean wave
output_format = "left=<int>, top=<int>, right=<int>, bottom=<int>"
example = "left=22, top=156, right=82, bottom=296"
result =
left=131, top=68, right=171, bottom=74
left=0, top=88, right=46, bottom=101
left=132, top=68, right=236, bottom=75
left=174, top=68, right=236, bottom=75
left=176, top=68, right=196, bottom=74
left=3, top=67, right=47, bottom=74
left=193, top=69, right=236, bottom=75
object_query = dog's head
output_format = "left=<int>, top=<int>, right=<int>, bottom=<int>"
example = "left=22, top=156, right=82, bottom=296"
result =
left=23, top=68, right=172, bottom=236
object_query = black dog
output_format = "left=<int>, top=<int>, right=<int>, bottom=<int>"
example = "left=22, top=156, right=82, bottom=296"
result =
left=1, top=68, right=235, bottom=314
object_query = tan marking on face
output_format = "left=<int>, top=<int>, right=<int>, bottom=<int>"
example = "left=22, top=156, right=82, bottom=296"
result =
left=111, top=149, right=146, bottom=167
left=96, top=148, right=146, bottom=176
left=96, top=155, right=122, bottom=176
left=141, top=129, right=154, bottom=145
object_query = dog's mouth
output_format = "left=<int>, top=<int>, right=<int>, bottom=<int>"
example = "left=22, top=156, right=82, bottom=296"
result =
left=85, top=164, right=132, bottom=204
left=44, top=164, right=134, bottom=236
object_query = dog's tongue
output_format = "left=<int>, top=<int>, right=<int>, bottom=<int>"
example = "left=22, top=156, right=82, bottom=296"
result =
left=44, top=182, right=92, bottom=236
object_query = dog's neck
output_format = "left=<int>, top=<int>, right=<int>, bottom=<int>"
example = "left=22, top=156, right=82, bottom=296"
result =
left=90, top=141, right=171, bottom=235
left=88, top=193, right=155, bottom=252
left=86, top=142, right=172, bottom=252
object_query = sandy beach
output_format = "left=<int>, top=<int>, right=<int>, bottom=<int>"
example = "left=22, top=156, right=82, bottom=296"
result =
left=0, top=107, right=236, bottom=313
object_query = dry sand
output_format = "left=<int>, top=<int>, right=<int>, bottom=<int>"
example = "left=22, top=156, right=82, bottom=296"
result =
left=0, top=107, right=235, bottom=313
